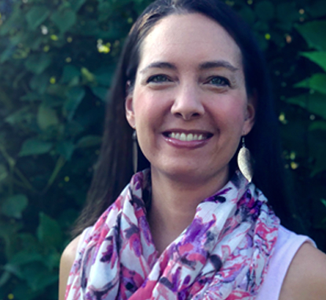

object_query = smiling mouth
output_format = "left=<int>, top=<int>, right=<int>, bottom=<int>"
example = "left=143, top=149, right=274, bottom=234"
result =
left=164, top=132, right=212, bottom=142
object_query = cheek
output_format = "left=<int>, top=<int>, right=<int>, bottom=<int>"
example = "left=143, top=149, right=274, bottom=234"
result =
left=133, top=90, right=169, bottom=127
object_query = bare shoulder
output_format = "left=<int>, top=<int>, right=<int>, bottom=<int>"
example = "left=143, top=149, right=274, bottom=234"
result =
left=279, top=242, right=326, bottom=300
left=59, top=234, right=81, bottom=300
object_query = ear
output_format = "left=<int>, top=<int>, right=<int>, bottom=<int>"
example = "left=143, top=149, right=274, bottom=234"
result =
left=125, top=94, right=136, bottom=129
left=242, top=95, right=256, bottom=136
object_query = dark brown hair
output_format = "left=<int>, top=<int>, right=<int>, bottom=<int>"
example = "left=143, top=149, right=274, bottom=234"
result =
left=72, top=0, right=292, bottom=236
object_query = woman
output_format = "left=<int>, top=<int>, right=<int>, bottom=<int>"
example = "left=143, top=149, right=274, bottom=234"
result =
left=59, top=0, right=326, bottom=299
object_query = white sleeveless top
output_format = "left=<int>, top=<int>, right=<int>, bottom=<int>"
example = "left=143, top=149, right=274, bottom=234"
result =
left=76, top=225, right=314, bottom=300
left=256, top=225, right=315, bottom=300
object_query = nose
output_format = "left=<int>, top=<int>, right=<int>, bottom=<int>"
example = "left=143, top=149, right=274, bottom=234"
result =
left=170, top=84, right=205, bottom=120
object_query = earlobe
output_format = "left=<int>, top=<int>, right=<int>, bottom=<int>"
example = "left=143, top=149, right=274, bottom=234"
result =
left=125, top=95, right=136, bottom=129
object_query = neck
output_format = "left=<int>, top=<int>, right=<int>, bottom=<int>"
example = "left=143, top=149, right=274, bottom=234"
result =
left=147, top=167, right=229, bottom=254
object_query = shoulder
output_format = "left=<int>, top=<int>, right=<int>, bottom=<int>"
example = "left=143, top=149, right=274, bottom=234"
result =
left=59, top=234, right=81, bottom=300
left=279, top=242, right=326, bottom=300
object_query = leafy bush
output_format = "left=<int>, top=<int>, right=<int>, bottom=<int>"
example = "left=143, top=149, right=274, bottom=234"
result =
left=0, top=0, right=325, bottom=299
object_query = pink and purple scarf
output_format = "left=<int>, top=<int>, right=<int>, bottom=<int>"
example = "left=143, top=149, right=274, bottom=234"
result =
left=66, top=170, right=279, bottom=300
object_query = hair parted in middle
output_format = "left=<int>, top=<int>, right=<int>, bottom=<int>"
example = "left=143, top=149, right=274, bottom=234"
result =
left=73, top=0, right=293, bottom=236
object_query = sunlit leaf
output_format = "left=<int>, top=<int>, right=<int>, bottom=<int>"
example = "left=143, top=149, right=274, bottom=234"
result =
left=1, top=194, right=28, bottom=219
left=296, top=21, right=326, bottom=51
left=295, top=73, right=326, bottom=94
left=301, top=52, right=326, bottom=73
left=19, top=139, right=52, bottom=157
left=26, top=6, right=50, bottom=30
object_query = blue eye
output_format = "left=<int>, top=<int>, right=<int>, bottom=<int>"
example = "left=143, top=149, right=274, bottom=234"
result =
left=207, top=76, right=230, bottom=86
left=147, top=74, right=171, bottom=83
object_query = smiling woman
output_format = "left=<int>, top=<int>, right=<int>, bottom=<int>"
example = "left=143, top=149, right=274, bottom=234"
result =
left=59, top=1, right=326, bottom=300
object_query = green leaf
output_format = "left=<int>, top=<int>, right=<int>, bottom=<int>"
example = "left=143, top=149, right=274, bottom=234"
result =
left=21, top=92, right=42, bottom=102
left=309, top=131, right=326, bottom=176
left=322, top=199, right=326, bottom=208
left=26, top=6, right=50, bottom=30
left=90, top=86, right=108, bottom=101
left=0, top=271, right=10, bottom=287
left=19, top=139, right=53, bottom=157
left=25, top=54, right=52, bottom=75
left=76, top=135, right=102, bottom=148
left=9, top=251, right=43, bottom=266
left=70, top=0, right=87, bottom=11
left=0, top=45, right=15, bottom=63
left=30, top=73, right=50, bottom=94
left=20, top=262, right=58, bottom=291
left=64, top=87, right=85, bottom=121
left=295, top=73, right=326, bottom=95
left=37, top=213, right=62, bottom=248
left=56, top=141, right=75, bottom=160
left=1, top=194, right=28, bottom=219
left=94, top=67, right=115, bottom=87
left=0, top=164, right=8, bottom=182
left=37, top=104, right=59, bottom=131
left=255, top=1, right=274, bottom=21
left=5, top=107, right=33, bottom=125
left=51, top=9, right=76, bottom=33
left=296, top=21, right=326, bottom=51
left=81, top=67, right=95, bottom=82
left=301, top=52, right=326, bottom=73
left=309, top=121, right=326, bottom=131
left=61, top=65, right=80, bottom=84
left=284, top=92, right=326, bottom=119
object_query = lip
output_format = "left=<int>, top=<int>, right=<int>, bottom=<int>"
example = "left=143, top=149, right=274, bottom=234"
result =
left=162, top=129, right=213, bottom=149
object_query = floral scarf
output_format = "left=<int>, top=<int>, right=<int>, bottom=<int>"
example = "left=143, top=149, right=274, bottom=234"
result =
left=66, top=170, right=280, bottom=300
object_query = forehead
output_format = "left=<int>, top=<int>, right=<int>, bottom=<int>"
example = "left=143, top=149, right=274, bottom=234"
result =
left=138, top=13, right=243, bottom=70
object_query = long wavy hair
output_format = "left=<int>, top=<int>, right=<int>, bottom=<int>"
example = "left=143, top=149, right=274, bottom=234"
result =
left=72, top=0, right=294, bottom=236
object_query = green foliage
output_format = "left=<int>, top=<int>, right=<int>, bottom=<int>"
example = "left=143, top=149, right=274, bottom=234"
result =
left=0, top=0, right=325, bottom=299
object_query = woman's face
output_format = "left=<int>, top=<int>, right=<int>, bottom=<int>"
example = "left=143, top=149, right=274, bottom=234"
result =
left=126, top=13, right=255, bottom=184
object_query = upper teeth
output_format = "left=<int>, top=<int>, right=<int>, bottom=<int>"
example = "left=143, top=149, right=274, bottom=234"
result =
left=169, top=132, right=206, bottom=141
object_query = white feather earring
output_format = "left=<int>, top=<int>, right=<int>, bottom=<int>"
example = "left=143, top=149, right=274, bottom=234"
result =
left=132, top=131, right=138, bottom=174
left=237, top=136, right=253, bottom=182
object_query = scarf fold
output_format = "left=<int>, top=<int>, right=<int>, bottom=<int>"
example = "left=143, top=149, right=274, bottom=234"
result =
left=66, top=170, right=279, bottom=300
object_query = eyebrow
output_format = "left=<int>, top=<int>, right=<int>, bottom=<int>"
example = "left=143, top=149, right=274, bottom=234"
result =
left=139, top=62, right=176, bottom=73
left=139, top=60, right=238, bottom=73
left=199, top=60, right=238, bottom=72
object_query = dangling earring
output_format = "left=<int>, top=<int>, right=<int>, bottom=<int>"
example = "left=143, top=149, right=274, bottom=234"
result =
left=237, top=136, right=253, bottom=182
left=132, top=131, right=138, bottom=173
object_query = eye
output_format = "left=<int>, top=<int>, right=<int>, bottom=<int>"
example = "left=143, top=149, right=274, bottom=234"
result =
left=206, top=76, right=230, bottom=87
left=147, top=74, right=171, bottom=83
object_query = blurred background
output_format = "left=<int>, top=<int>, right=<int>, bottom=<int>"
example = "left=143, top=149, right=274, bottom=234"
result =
left=0, top=0, right=325, bottom=299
